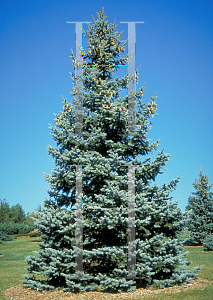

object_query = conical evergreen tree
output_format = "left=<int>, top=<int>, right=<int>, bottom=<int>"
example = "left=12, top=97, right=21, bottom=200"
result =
left=21, top=8, right=202, bottom=293
left=185, top=168, right=213, bottom=245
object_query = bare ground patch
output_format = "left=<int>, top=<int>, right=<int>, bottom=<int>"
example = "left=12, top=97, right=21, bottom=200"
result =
left=3, top=278, right=213, bottom=300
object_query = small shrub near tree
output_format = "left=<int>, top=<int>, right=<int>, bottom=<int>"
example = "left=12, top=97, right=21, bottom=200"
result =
left=203, top=235, right=213, bottom=252
left=27, top=230, right=41, bottom=237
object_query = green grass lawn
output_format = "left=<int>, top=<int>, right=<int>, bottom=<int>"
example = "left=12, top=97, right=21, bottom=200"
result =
left=0, top=236, right=44, bottom=300
left=0, top=234, right=213, bottom=300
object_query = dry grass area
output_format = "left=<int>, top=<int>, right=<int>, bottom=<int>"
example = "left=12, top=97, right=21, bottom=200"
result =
left=3, top=278, right=213, bottom=300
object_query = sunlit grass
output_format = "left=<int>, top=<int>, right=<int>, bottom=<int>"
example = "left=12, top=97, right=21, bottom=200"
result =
left=0, top=233, right=213, bottom=300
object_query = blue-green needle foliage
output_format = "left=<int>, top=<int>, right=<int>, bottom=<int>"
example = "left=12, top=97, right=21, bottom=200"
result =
left=21, top=7, right=202, bottom=294
left=186, top=169, right=213, bottom=246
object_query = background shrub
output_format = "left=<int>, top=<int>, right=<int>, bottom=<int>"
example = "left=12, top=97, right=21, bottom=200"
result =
left=0, top=222, right=36, bottom=235
left=203, top=235, right=213, bottom=251
left=27, top=230, right=41, bottom=237
left=0, top=232, right=14, bottom=242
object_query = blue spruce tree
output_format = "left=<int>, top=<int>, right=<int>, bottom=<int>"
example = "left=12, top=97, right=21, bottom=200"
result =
left=21, top=8, right=202, bottom=294
left=185, top=168, right=213, bottom=246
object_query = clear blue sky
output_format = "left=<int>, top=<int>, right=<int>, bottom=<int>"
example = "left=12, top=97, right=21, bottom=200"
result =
left=0, top=0, right=213, bottom=217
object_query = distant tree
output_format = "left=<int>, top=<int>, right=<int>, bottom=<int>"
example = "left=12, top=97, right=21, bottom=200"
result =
left=25, top=205, right=43, bottom=224
left=0, top=199, right=27, bottom=224
left=9, top=203, right=26, bottom=223
left=35, top=205, right=42, bottom=214
left=0, top=199, right=10, bottom=223
left=186, top=168, right=213, bottom=245
left=26, top=212, right=37, bottom=224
